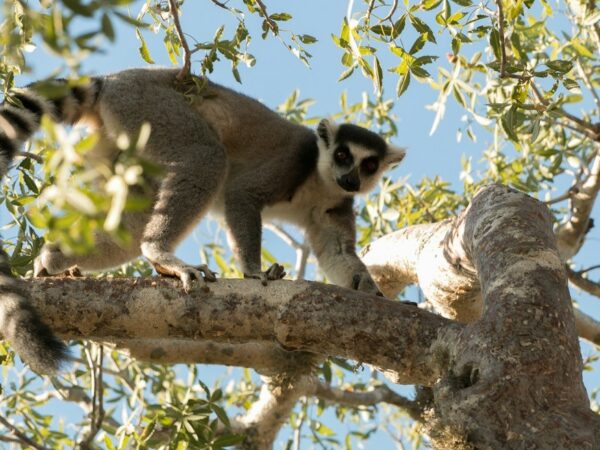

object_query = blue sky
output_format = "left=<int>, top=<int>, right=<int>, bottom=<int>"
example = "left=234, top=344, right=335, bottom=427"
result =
left=3, top=0, right=600, bottom=447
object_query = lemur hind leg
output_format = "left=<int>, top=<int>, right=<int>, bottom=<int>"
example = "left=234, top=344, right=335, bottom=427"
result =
left=140, top=148, right=226, bottom=292
left=98, top=79, right=226, bottom=291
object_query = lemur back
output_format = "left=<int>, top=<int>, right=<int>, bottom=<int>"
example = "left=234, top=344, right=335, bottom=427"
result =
left=0, top=68, right=405, bottom=373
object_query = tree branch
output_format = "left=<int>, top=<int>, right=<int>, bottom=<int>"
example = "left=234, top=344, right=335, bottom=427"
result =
left=555, top=151, right=600, bottom=260
left=117, top=339, right=320, bottom=375
left=567, top=266, right=600, bottom=298
left=362, top=198, right=600, bottom=347
left=232, top=374, right=313, bottom=450
left=313, top=379, right=422, bottom=421
left=494, top=0, right=508, bottom=78
left=168, top=0, right=192, bottom=80
left=26, top=277, right=456, bottom=386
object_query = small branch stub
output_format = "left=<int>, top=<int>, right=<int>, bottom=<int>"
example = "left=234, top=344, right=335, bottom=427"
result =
left=168, top=0, right=192, bottom=81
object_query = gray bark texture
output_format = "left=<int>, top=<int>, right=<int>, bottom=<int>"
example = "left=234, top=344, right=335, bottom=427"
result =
left=19, top=184, right=600, bottom=448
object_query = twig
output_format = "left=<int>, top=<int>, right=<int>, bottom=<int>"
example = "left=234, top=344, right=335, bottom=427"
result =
left=292, top=397, right=306, bottom=450
left=209, top=0, right=229, bottom=9
left=78, top=345, right=105, bottom=449
left=255, top=0, right=279, bottom=35
left=264, top=223, right=311, bottom=280
left=381, top=0, right=399, bottom=23
left=168, top=0, right=192, bottom=80
left=294, top=244, right=310, bottom=280
left=17, top=151, right=44, bottom=163
left=575, top=59, right=600, bottom=116
left=0, top=414, right=51, bottom=450
left=577, top=264, right=600, bottom=275
left=531, top=83, right=600, bottom=137
left=264, top=223, right=302, bottom=249
left=314, top=379, right=423, bottom=421
left=366, top=0, right=376, bottom=21
left=494, top=0, right=507, bottom=78
left=567, top=266, right=600, bottom=298
left=544, top=187, right=578, bottom=205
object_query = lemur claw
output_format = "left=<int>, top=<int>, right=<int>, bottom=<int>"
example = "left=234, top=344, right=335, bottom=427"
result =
left=154, top=262, right=217, bottom=293
left=244, top=263, right=286, bottom=286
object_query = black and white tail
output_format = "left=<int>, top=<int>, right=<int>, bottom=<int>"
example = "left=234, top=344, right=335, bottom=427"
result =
left=0, top=79, right=102, bottom=177
left=0, top=78, right=102, bottom=374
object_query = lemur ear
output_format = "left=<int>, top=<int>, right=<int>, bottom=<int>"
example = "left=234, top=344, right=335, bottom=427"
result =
left=316, top=119, right=337, bottom=148
left=385, top=145, right=406, bottom=166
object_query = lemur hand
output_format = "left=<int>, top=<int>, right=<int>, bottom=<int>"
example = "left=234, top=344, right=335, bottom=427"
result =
left=352, top=272, right=383, bottom=296
left=244, top=263, right=286, bottom=286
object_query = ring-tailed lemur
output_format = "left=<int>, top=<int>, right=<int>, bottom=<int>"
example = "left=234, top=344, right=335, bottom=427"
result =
left=0, top=68, right=405, bottom=372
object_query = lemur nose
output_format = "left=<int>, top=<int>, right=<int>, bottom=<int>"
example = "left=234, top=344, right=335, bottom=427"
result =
left=339, top=173, right=360, bottom=192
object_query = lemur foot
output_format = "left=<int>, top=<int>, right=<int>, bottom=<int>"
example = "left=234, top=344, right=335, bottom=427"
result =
left=153, top=260, right=217, bottom=293
left=35, top=266, right=82, bottom=278
left=352, top=273, right=383, bottom=296
left=33, top=244, right=76, bottom=277
left=244, top=263, right=286, bottom=286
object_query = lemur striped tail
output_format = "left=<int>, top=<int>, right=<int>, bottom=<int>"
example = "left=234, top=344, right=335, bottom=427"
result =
left=0, top=78, right=102, bottom=374
left=0, top=79, right=103, bottom=177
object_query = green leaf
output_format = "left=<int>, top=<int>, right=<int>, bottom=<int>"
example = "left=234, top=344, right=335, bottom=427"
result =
left=63, top=0, right=95, bottom=17
left=338, top=65, right=355, bottom=81
left=501, top=106, right=519, bottom=142
left=211, top=404, right=230, bottom=427
left=392, top=14, right=406, bottom=38
left=298, top=34, right=317, bottom=44
left=373, top=56, right=383, bottom=93
left=396, top=71, right=411, bottom=97
left=212, top=434, right=245, bottom=448
left=114, top=11, right=149, bottom=28
left=101, top=13, right=115, bottom=42
left=136, top=29, right=155, bottom=64
left=451, top=37, right=460, bottom=55
left=571, top=39, right=593, bottom=58
left=409, top=35, right=426, bottom=54
left=270, top=12, right=292, bottom=21
left=370, top=24, right=392, bottom=36
left=411, top=65, right=430, bottom=79
left=409, top=15, right=436, bottom=43
left=563, top=79, right=579, bottom=91
left=422, top=0, right=442, bottom=10
left=545, top=60, right=573, bottom=73
left=489, top=29, right=501, bottom=60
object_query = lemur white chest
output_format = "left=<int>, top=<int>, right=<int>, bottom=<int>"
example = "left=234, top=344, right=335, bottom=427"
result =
left=209, top=174, right=346, bottom=226
left=262, top=176, right=345, bottom=226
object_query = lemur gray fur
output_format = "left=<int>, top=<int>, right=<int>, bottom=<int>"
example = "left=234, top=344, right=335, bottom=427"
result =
left=0, top=68, right=405, bottom=373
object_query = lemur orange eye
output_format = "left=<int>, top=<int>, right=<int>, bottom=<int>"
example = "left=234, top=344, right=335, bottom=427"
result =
left=362, top=157, right=379, bottom=174
left=335, top=150, right=347, bottom=160
left=334, top=145, right=352, bottom=164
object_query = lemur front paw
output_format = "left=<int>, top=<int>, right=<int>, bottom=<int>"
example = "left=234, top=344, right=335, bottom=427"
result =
left=152, top=260, right=217, bottom=293
left=244, top=263, right=286, bottom=286
left=352, top=273, right=383, bottom=296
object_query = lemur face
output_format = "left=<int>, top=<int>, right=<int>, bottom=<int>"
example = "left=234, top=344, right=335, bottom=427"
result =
left=316, top=119, right=405, bottom=195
